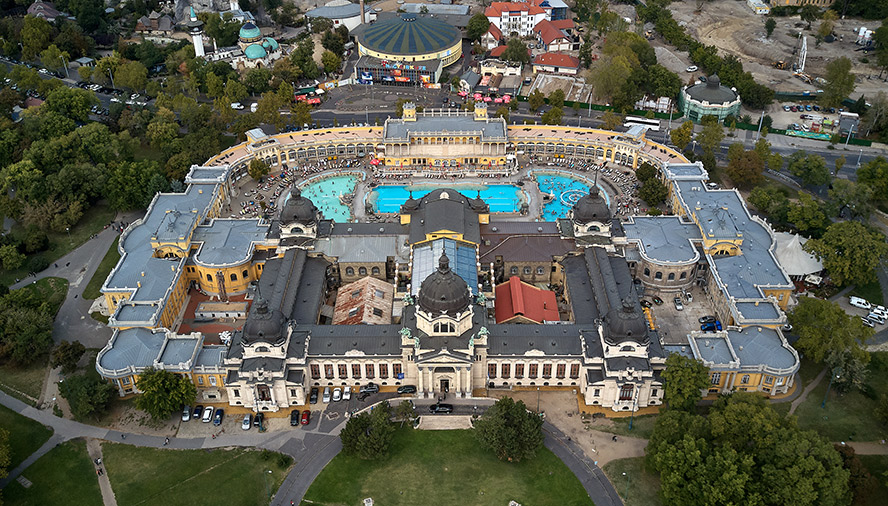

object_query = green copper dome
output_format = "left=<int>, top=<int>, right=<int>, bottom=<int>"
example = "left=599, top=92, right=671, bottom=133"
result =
left=239, top=22, right=262, bottom=41
left=262, top=37, right=279, bottom=51
left=244, top=44, right=267, bottom=59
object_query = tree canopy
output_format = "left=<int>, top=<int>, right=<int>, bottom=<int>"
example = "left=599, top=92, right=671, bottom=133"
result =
left=474, top=396, right=543, bottom=462
left=59, top=373, right=116, bottom=420
left=466, top=13, right=491, bottom=41
left=788, top=297, right=872, bottom=364
left=339, top=400, right=395, bottom=459
left=820, top=57, right=856, bottom=108
left=660, top=353, right=709, bottom=411
left=804, top=221, right=888, bottom=286
left=787, top=151, right=831, bottom=186
left=134, top=368, right=197, bottom=421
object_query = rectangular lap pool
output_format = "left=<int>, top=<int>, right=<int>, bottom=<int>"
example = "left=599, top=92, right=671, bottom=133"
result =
left=369, top=184, right=525, bottom=213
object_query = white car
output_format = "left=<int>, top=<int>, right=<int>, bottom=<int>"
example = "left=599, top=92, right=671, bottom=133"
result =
left=231, top=102, right=245, bottom=110
left=241, top=414, right=252, bottom=430
left=673, top=297, right=684, bottom=311
left=332, top=387, right=342, bottom=402
left=110, top=97, right=121, bottom=103
left=322, top=386, right=331, bottom=403
left=342, top=387, right=351, bottom=401
left=201, top=406, right=214, bottom=423
left=849, top=296, right=871, bottom=310
left=686, top=65, right=698, bottom=72
left=181, top=405, right=191, bottom=422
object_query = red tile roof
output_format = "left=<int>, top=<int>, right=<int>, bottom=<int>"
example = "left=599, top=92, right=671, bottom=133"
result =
left=485, top=2, right=545, bottom=17
left=485, top=23, right=503, bottom=41
left=533, top=20, right=566, bottom=45
left=494, top=276, right=559, bottom=324
left=533, top=52, right=580, bottom=69
left=550, top=19, right=575, bottom=30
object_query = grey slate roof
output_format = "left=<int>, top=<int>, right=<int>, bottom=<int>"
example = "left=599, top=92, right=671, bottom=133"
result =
left=191, top=219, right=269, bottom=267
left=306, top=1, right=370, bottom=19
left=385, top=116, right=507, bottom=141
left=727, top=327, right=797, bottom=371
left=486, top=324, right=582, bottom=356
left=605, top=357, right=651, bottom=372
left=623, top=216, right=701, bottom=264
left=560, top=255, right=599, bottom=325
left=158, top=337, right=200, bottom=367
left=479, top=221, right=575, bottom=262
left=305, top=324, right=403, bottom=356
left=405, top=189, right=485, bottom=245
left=98, top=328, right=163, bottom=372
left=684, top=76, right=739, bottom=105
left=314, top=234, right=410, bottom=264
left=290, top=256, right=331, bottom=324
left=195, top=346, right=226, bottom=367
left=326, top=222, right=409, bottom=236
left=460, top=70, right=481, bottom=89
left=735, top=301, right=781, bottom=321
left=693, top=336, right=736, bottom=365
left=241, top=356, right=285, bottom=372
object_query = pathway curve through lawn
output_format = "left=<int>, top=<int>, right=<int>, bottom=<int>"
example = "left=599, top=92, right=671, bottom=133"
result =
left=86, top=437, right=118, bottom=506
left=787, top=366, right=827, bottom=416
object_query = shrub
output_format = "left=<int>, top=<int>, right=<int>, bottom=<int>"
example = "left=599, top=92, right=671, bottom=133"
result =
left=28, top=255, right=50, bottom=273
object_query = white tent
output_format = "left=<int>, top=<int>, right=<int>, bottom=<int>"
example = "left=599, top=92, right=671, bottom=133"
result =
left=774, top=232, right=823, bottom=278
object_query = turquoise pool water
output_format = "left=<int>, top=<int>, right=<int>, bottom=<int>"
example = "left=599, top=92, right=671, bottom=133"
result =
left=298, top=175, right=358, bottom=222
left=370, top=184, right=525, bottom=213
left=536, top=173, right=610, bottom=221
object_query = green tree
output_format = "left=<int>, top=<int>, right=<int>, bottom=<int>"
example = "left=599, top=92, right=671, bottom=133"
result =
left=806, top=221, right=888, bottom=286
left=765, top=17, right=777, bottom=38
left=0, top=244, right=25, bottom=270
left=0, top=426, right=8, bottom=487
left=787, top=193, right=828, bottom=234
left=474, top=397, right=543, bottom=462
left=249, top=158, right=270, bottom=180
left=244, top=67, right=273, bottom=95
left=134, top=368, right=197, bottom=421
left=789, top=297, right=872, bottom=364
left=466, top=13, right=491, bottom=41
left=114, top=60, right=148, bottom=92
left=321, top=50, right=342, bottom=74
left=321, top=29, right=345, bottom=56
left=21, top=15, right=53, bottom=60
left=339, top=400, right=395, bottom=459
left=635, top=162, right=658, bottom=183
left=660, top=353, right=709, bottom=411
left=0, top=293, right=54, bottom=365
left=696, top=118, right=724, bottom=156
left=820, top=57, right=855, bottom=108
left=528, top=89, right=545, bottom=112
left=800, top=4, right=822, bottom=30
left=292, top=101, right=312, bottom=127
left=494, top=105, right=510, bottom=122
left=40, top=44, right=70, bottom=72
left=541, top=106, right=563, bottom=125
left=394, top=399, right=416, bottom=424
left=829, top=179, right=873, bottom=219
left=725, top=146, right=764, bottom=186
left=639, top=178, right=669, bottom=205
left=41, top=86, right=97, bottom=123
left=501, top=38, right=531, bottom=64
left=548, top=89, right=565, bottom=109
left=819, top=10, right=838, bottom=38
left=670, top=120, right=694, bottom=149
left=58, top=373, right=116, bottom=420
left=225, top=77, right=249, bottom=103
left=292, top=38, right=320, bottom=79
left=588, top=55, right=633, bottom=102
left=787, top=151, right=830, bottom=186
left=602, top=110, right=623, bottom=130
left=310, top=17, right=334, bottom=33
left=834, top=443, right=879, bottom=504
left=856, top=156, right=888, bottom=202
left=105, top=160, right=169, bottom=210
left=50, top=340, right=86, bottom=374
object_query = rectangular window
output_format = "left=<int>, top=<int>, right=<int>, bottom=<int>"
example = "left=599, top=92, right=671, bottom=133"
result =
left=379, top=364, right=389, bottom=378
left=365, top=364, right=375, bottom=379
left=325, top=364, right=334, bottom=379
left=197, top=376, right=204, bottom=385
left=233, top=389, right=240, bottom=397
left=711, top=373, right=721, bottom=385
left=352, top=364, right=361, bottom=379
left=776, top=376, right=785, bottom=385
left=348, top=307, right=358, bottom=318
left=374, top=289, right=385, bottom=298
left=764, top=376, right=773, bottom=385
left=488, top=363, right=497, bottom=379
left=290, top=389, right=297, bottom=397
left=570, top=364, right=580, bottom=379
left=122, top=377, right=131, bottom=385
left=619, top=384, right=634, bottom=401
left=338, top=364, right=348, bottom=378
left=529, top=363, right=538, bottom=378
left=393, top=363, right=402, bottom=377
left=351, top=289, right=362, bottom=298
left=501, top=363, right=510, bottom=378
left=593, top=388, right=600, bottom=397
left=651, top=388, right=658, bottom=397
left=372, top=307, right=384, bottom=317
left=556, top=363, right=565, bottom=379
left=209, top=376, right=216, bottom=386
left=515, top=363, right=525, bottom=378
left=542, top=364, right=552, bottom=378
left=311, top=364, right=320, bottom=379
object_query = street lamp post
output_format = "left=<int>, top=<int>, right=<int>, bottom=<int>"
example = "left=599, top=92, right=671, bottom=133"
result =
left=263, top=469, right=272, bottom=499
left=536, top=387, right=540, bottom=413
left=60, top=54, right=69, bottom=79
left=755, top=109, right=766, bottom=140
left=857, top=148, right=863, bottom=168
left=844, top=124, right=855, bottom=147
left=66, top=227, right=71, bottom=245
left=622, top=472, right=631, bottom=501
left=628, top=386, right=639, bottom=430
left=821, top=367, right=842, bottom=408
left=108, top=68, right=115, bottom=90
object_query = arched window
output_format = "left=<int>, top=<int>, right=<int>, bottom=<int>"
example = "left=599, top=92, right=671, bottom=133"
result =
left=536, top=267, right=545, bottom=275
left=680, top=272, right=687, bottom=280
left=206, top=274, right=213, bottom=282
left=523, top=267, right=531, bottom=275
left=667, top=273, right=675, bottom=281
left=371, top=267, right=380, bottom=275
left=510, top=266, right=519, bottom=275
left=346, top=267, right=355, bottom=276
left=230, top=273, right=237, bottom=282
left=644, top=268, right=650, bottom=277
left=242, top=270, right=249, bottom=279
left=359, top=267, right=367, bottom=276
left=655, top=272, right=663, bottom=280
left=741, top=375, right=750, bottom=384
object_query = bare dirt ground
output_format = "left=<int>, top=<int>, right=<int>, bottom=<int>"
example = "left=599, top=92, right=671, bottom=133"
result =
left=662, top=0, right=886, bottom=100
left=529, top=74, right=595, bottom=103
left=490, top=390, right=647, bottom=467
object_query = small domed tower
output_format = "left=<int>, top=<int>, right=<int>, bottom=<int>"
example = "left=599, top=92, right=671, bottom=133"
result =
left=187, top=7, right=205, bottom=58
left=280, top=187, right=319, bottom=238
left=415, top=253, right=474, bottom=336
left=570, top=185, right=612, bottom=238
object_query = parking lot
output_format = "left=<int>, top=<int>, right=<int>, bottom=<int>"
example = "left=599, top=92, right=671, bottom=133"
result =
left=643, top=285, right=718, bottom=346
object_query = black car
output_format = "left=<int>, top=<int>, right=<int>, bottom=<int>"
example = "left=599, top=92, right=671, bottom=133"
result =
left=309, top=387, right=319, bottom=404
left=290, top=410, right=300, bottom=426
left=253, top=412, right=264, bottom=427
left=428, top=403, right=454, bottom=414
left=698, top=315, right=717, bottom=324
left=360, top=382, right=379, bottom=394
left=397, top=385, right=417, bottom=394
left=193, top=405, right=203, bottom=420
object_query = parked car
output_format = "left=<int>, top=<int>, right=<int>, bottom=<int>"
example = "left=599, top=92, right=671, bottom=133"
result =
left=813, top=105, right=821, bottom=111
left=230, top=102, right=245, bottom=110
left=861, top=316, right=875, bottom=328
left=640, top=299, right=652, bottom=308
left=429, top=403, right=454, bottom=414
left=652, top=296, right=664, bottom=305
left=805, top=104, right=813, bottom=111
left=867, top=312, right=885, bottom=325
left=397, top=385, right=417, bottom=394
left=782, top=105, right=791, bottom=112
left=686, top=65, right=698, bottom=72
left=309, top=387, right=319, bottom=403
left=201, top=406, right=214, bottom=422
left=360, top=382, right=379, bottom=394
left=332, top=387, right=342, bottom=402
left=342, top=387, right=351, bottom=401
left=242, top=414, right=252, bottom=430
left=683, top=291, right=693, bottom=302
left=301, top=410, right=311, bottom=425
left=673, top=297, right=684, bottom=311
left=182, top=405, right=191, bottom=422
left=322, top=386, right=332, bottom=403
left=699, top=315, right=716, bottom=324
left=193, top=405, right=203, bottom=420
left=290, top=410, right=300, bottom=426
left=253, top=412, right=264, bottom=427
left=213, top=408, right=224, bottom=426
left=701, top=322, right=717, bottom=332
left=849, top=296, right=871, bottom=310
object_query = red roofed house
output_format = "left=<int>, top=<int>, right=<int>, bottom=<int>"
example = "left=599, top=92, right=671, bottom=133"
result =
left=27, top=1, right=61, bottom=22
left=532, top=52, right=580, bottom=75
left=495, top=276, right=559, bottom=324
left=532, top=19, right=572, bottom=52
left=332, top=276, right=394, bottom=325
left=481, top=23, right=503, bottom=52
left=484, top=2, right=548, bottom=38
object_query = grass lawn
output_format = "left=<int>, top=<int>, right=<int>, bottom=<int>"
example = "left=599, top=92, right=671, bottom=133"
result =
left=797, top=357, right=825, bottom=387
left=851, top=280, right=884, bottom=306
left=0, top=404, right=52, bottom=469
left=602, top=457, right=662, bottom=506
left=592, top=414, right=658, bottom=440
left=0, top=358, right=49, bottom=405
left=858, top=455, right=888, bottom=506
left=82, top=237, right=120, bottom=300
left=0, top=203, right=116, bottom=287
left=793, top=352, right=888, bottom=441
left=2, top=439, right=101, bottom=506
left=303, top=428, right=593, bottom=506
left=102, top=443, right=290, bottom=506
left=17, top=277, right=69, bottom=316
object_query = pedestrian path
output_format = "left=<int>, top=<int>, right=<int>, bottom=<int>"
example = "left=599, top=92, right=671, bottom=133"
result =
left=788, top=367, right=827, bottom=416
left=86, top=438, right=117, bottom=506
